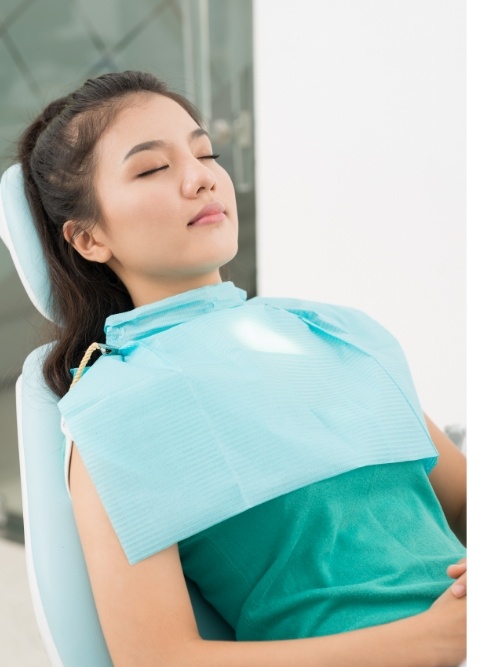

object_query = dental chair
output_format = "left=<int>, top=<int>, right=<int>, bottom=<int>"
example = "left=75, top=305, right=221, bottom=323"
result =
left=0, top=164, right=235, bottom=667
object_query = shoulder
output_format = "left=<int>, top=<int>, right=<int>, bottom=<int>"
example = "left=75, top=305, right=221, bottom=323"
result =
left=249, top=295, right=399, bottom=348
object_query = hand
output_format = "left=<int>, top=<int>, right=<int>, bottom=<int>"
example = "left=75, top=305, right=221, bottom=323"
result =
left=425, top=576, right=466, bottom=667
left=447, top=558, right=467, bottom=598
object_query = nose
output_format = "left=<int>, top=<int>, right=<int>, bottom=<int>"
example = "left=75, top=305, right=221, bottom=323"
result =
left=181, top=155, right=216, bottom=198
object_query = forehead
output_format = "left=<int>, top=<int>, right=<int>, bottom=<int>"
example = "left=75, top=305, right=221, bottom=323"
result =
left=97, top=93, right=200, bottom=159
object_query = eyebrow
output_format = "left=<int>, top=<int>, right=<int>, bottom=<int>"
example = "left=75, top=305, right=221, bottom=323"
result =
left=122, top=128, right=210, bottom=162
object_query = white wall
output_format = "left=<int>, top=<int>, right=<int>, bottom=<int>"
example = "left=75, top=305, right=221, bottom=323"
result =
left=253, top=0, right=465, bottom=429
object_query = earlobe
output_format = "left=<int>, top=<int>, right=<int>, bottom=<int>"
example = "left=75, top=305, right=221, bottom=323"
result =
left=63, top=220, right=112, bottom=264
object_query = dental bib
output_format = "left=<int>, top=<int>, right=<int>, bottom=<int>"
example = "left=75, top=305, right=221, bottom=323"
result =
left=58, top=281, right=437, bottom=565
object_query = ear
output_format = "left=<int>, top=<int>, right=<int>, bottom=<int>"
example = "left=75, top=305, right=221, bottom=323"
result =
left=63, top=220, right=113, bottom=264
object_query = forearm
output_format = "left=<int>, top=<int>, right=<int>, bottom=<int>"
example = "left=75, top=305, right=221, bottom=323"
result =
left=424, top=414, right=466, bottom=549
left=181, top=612, right=436, bottom=667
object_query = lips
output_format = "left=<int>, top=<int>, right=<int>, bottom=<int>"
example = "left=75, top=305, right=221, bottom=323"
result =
left=188, top=202, right=225, bottom=225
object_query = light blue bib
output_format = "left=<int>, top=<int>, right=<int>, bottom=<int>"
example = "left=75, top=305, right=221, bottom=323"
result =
left=58, top=282, right=437, bottom=565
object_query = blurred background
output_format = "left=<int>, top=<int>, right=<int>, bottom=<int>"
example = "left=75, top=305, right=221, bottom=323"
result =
left=0, top=0, right=466, bottom=664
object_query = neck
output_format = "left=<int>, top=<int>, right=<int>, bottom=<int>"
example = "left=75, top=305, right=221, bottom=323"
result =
left=126, top=271, right=223, bottom=308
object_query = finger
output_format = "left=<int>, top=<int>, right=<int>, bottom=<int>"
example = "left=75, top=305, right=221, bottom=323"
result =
left=451, top=572, right=467, bottom=598
left=447, top=562, right=467, bottom=578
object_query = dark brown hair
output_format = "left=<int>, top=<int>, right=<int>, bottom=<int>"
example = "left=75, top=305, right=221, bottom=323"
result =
left=17, top=71, right=204, bottom=397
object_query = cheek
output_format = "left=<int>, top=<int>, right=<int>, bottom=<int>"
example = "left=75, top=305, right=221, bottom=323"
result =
left=131, top=183, right=182, bottom=221
left=218, top=167, right=235, bottom=193
left=106, top=189, right=178, bottom=232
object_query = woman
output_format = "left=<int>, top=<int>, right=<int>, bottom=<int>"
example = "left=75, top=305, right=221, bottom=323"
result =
left=18, top=71, right=466, bottom=666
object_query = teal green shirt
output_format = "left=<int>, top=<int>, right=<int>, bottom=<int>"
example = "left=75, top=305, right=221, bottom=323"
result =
left=179, top=460, right=465, bottom=640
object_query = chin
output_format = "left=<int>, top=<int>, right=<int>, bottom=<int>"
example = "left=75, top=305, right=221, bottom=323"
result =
left=207, top=242, right=238, bottom=267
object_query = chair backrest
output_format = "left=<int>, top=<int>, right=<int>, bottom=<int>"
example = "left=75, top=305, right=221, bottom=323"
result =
left=0, top=164, right=235, bottom=666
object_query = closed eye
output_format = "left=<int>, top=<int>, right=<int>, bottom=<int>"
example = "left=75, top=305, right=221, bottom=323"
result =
left=137, top=155, right=220, bottom=178
left=137, top=165, right=169, bottom=178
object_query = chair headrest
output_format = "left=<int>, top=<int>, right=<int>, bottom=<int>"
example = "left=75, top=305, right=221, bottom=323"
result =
left=0, top=164, right=54, bottom=322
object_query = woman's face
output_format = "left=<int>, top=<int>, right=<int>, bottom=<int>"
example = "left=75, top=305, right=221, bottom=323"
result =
left=76, top=93, right=238, bottom=306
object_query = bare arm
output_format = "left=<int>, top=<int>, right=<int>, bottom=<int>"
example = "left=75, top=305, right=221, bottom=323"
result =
left=425, top=414, right=467, bottom=546
left=70, top=443, right=465, bottom=667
